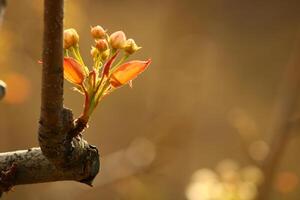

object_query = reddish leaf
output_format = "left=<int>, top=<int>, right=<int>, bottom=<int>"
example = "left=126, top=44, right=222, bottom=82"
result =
left=102, top=51, right=119, bottom=77
left=110, top=59, right=151, bottom=88
left=64, top=57, right=85, bottom=85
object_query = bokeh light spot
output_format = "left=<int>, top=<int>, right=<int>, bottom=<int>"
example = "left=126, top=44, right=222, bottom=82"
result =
left=275, top=171, right=299, bottom=194
left=227, top=108, right=258, bottom=139
left=125, top=137, right=156, bottom=167
left=248, top=140, right=269, bottom=162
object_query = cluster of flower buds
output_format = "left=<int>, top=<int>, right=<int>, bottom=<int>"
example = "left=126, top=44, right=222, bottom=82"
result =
left=63, top=26, right=151, bottom=123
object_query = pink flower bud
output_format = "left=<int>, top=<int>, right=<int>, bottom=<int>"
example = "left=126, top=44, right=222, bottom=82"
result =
left=64, top=28, right=79, bottom=49
left=95, top=39, right=108, bottom=52
left=109, top=31, right=126, bottom=49
left=91, top=25, right=106, bottom=39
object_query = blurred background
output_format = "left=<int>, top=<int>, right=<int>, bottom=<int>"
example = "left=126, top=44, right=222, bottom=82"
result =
left=0, top=0, right=300, bottom=199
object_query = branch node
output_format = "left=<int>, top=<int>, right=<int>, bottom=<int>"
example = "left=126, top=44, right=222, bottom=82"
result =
left=67, top=117, right=88, bottom=140
left=78, top=145, right=99, bottom=186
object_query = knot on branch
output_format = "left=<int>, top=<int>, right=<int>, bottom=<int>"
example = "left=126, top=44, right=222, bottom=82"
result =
left=67, top=117, right=88, bottom=140
left=38, top=107, right=75, bottom=166
left=38, top=106, right=99, bottom=184
left=58, top=139, right=100, bottom=186
left=78, top=144, right=99, bottom=186
left=62, top=107, right=75, bottom=133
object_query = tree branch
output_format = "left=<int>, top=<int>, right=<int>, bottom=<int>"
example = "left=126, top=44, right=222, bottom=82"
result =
left=256, top=36, right=300, bottom=200
left=0, top=0, right=6, bottom=103
left=38, top=0, right=65, bottom=163
left=0, top=0, right=5, bottom=27
left=0, top=147, right=98, bottom=189
left=1, top=0, right=99, bottom=196
left=38, top=0, right=99, bottom=178
left=41, top=0, right=64, bottom=124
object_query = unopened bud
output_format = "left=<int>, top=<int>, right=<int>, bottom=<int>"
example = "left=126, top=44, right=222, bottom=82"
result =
left=90, top=47, right=99, bottom=58
left=109, top=31, right=126, bottom=49
left=95, top=39, right=108, bottom=52
left=91, top=25, right=106, bottom=39
left=124, top=38, right=141, bottom=54
left=101, top=49, right=110, bottom=60
left=64, top=28, right=79, bottom=49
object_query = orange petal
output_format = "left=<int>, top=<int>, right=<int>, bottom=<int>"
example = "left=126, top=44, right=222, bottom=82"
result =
left=110, top=59, right=151, bottom=88
left=64, top=57, right=85, bottom=85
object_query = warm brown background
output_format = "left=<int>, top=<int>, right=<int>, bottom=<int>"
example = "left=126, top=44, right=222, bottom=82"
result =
left=0, top=0, right=300, bottom=199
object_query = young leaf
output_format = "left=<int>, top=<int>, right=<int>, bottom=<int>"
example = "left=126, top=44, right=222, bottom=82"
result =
left=64, top=57, right=86, bottom=85
left=102, top=50, right=119, bottom=77
left=110, top=59, right=151, bottom=88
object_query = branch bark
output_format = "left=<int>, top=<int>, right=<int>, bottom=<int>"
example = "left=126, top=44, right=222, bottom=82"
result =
left=0, top=147, right=98, bottom=187
left=256, top=36, right=300, bottom=200
left=38, top=0, right=65, bottom=163
left=0, top=0, right=99, bottom=196
left=38, top=0, right=99, bottom=172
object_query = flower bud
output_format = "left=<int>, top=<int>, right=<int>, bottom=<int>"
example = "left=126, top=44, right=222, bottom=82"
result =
left=124, top=38, right=141, bottom=54
left=100, top=49, right=110, bottom=60
left=95, top=39, right=108, bottom=52
left=109, top=31, right=126, bottom=49
left=90, top=47, right=99, bottom=58
left=91, top=25, right=106, bottom=39
left=64, top=28, right=79, bottom=49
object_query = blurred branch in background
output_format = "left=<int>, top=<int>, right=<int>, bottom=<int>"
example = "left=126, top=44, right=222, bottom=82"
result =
left=186, top=32, right=300, bottom=200
left=0, top=0, right=5, bottom=103
left=94, top=137, right=156, bottom=187
left=255, top=33, right=300, bottom=200
left=0, top=1, right=7, bottom=196
left=0, top=0, right=5, bottom=26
